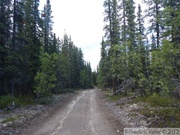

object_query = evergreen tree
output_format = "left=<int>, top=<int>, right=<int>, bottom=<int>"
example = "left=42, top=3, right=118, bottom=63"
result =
left=118, top=0, right=129, bottom=82
left=159, top=0, right=180, bottom=92
left=24, top=0, right=41, bottom=95
left=119, top=0, right=137, bottom=95
left=34, top=47, right=57, bottom=98
left=103, top=0, right=120, bottom=94
left=92, top=71, right=97, bottom=87
left=97, top=38, right=109, bottom=89
left=42, top=0, right=53, bottom=54
left=126, top=0, right=136, bottom=81
left=134, top=4, right=148, bottom=96
left=143, top=0, right=163, bottom=48
left=0, top=0, right=12, bottom=95
left=55, top=34, right=92, bottom=91
left=0, top=0, right=92, bottom=98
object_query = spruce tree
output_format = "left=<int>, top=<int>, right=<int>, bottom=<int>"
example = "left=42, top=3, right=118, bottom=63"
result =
left=103, top=0, right=120, bottom=94
left=143, top=0, right=163, bottom=48
left=42, top=0, right=53, bottom=54
left=0, top=0, right=12, bottom=95
left=24, top=0, right=41, bottom=95
left=162, top=1, right=180, bottom=84
left=125, top=0, right=135, bottom=83
left=97, top=38, right=109, bottom=89
left=135, top=4, right=148, bottom=96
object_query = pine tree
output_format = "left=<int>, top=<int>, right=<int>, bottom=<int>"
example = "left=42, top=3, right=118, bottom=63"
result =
left=0, top=0, right=92, bottom=98
left=161, top=1, right=180, bottom=86
left=24, top=0, right=41, bottom=95
left=117, top=0, right=136, bottom=81
left=55, top=34, right=91, bottom=91
left=125, top=0, right=136, bottom=77
left=7, top=0, right=27, bottom=95
left=0, top=0, right=12, bottom=95
left=42, top=0, right=53, bottom=54
left=34, top=47, right=57, bottom=98
left=103, top=0, right=120, bottom=94
left=118, top=0, right=129, bottom=82
left=97, top=38, right=110, bottom=89
left=135, top=4, right=148, bottom=96
left=92, top=71, right=97, bottom=86
left=143, top=0, right=163, bottom=48
left=51, top=33, right=58, bottom=54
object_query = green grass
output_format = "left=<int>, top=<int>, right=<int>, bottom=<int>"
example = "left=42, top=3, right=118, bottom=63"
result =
left=20, top=95, right=55, bottom=106
left=140, top=107, right=180, bottom=127
left=134, top=95, right=174, bottom=107
left=19, top=96, right=37, bottom=106
left=106, top=93, right=125, bottom=101
left=1, top=117, right=17, bottom=123
left=1, top=114, right=24, bottom=124
left=105, top=90, right=180, bottom=127
left=104, top=89, right=134, bottom=101
left=133, top=94, right=180, bottom=127
left=0, top=95, right=21, bottom=109
left=37, top=96, right=54, bottom=105
left=109, top=95, right=121, bottom=101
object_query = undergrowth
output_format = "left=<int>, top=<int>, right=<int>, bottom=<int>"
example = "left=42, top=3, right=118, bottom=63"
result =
left=104, top=90, right=180, bottom=127
left=134, top=94, right=180, bottom=127
left=0, top=95, right=21, bottom=109
left=140, top=107, right=180, bottom=127
left=37, top=96, right=54, bottom=105
left=135, top=95, right=174, bottom=107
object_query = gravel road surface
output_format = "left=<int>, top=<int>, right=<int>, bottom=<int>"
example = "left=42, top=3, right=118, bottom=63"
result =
left=30, top=89, right=120, bottom=135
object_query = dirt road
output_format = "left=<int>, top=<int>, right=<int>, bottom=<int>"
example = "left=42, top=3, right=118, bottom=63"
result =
left=29, top=89, right=120, bottom=135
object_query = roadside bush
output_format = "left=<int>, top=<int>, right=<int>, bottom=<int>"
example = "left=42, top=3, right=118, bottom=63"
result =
left=135, top=93, right=173, bottom=107
left=0, top=95, right=21, bottom=109
left=146, top=94, right=172, bottom=107
left=37, top=97, right=54, bottom=105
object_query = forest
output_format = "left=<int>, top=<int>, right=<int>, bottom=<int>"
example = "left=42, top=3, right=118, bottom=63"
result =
left=97, top=0, right=180, bottom=99
left=0, top=0, right=94, bottom=102
left=0, top=0, right=180, bottom=107
left=0, top=0, right=180, bottom=131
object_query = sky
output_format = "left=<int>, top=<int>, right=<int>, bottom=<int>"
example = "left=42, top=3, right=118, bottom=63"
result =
left=40, top=0, right=104, bottom=70
left=39, top=0, right=144, bottom=70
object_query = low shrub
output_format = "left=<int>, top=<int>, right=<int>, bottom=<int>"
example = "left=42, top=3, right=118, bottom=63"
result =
left=140, top=107, right=180, bottom=127
left=0, top=94, right=21, bottom=109
left=37, top=97, right=54, bottom=105
left=146, top=95, right=172, bottom=107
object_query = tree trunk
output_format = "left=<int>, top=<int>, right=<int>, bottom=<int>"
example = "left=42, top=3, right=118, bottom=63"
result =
left=113, top=77, right=116, bottom=94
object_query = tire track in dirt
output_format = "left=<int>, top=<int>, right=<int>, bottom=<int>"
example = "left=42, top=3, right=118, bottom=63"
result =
left=29, top=89, right=120, bottom=135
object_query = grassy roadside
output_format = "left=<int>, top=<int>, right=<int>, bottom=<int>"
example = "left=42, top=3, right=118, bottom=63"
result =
left=103, top=89, right=180, bottom=128
left=0, top=89, right=82, bottom=109
left=0, top=114, right=24, bottom=124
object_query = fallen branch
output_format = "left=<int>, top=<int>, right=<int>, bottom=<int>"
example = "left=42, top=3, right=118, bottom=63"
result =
left=116, top=79, right=133, bottom=94
left=5, top=101, right=15, bottom=111
left=117, top=92, right=139, bottom=103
